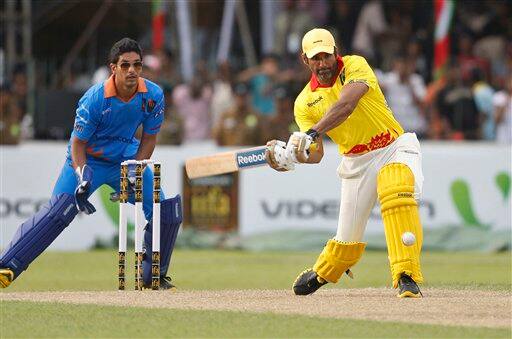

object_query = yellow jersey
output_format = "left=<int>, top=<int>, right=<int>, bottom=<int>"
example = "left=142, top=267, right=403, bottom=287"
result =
left=294, top=55, right=403, bottom=155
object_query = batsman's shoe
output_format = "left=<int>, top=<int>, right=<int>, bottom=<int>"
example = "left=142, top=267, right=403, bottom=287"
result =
left=397, top=274, right=422, bottom=298
left=0, top=268, right=14, bottom=288
left=293, top=269, right=327, bottom=295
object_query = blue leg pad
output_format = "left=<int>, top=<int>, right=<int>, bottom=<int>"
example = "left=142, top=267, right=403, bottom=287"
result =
left=0, top=193, right=78, bottom=279
left=143, top=194, right=182, bottom=285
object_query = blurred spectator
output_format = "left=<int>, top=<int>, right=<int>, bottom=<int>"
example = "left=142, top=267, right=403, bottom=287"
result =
left=436, top=65, right=481, bottom=140
left=141, top=54, right=162, bottom=82
left=406, top=38, right=429, bottom=82
left=11, top=68, right=27, bottom=117
left=471, top=69, right=496, bottom=140
left=378, top=57, right=427, bottom=138
left=154, top=49, right=179, bottom=89
left=379, top=4, right=413, bottom=72
left=492, top=75, right=511, bottom=143
left=158, top=85, right=183, bottom=145
left=423, top=75, right=449, bottom=140
left=172, top=77, right=212, bottom=142
left=238, top=54, right=280, bottom=117
left=213, top=83, right=262, bottom=146
left=274, top=0, right=315, bottom=58
left=474, top=35, right=508, bottom=85
left=457, top=34, right=490, bottom=83
left=455, top=2, right=496, bottom=38
left=92, top=66, right=110, bottom=85
left=0, top=83, right=22, bottom=145
left=352, top=0, right=387, bottom=60
left=326, top=2, right=360, bottom=54
left=261, top=86, right=298, bottom=142
left=211, top=62, right=235, bottom=127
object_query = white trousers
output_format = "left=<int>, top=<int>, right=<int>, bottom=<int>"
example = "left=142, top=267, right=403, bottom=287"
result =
left=335, top=133, right=424, bottom=242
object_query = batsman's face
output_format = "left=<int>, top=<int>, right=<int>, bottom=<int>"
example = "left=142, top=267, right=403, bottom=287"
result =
left=306, top=52, right=338, bottom=85
left=111, top=52, right=143, bottom=89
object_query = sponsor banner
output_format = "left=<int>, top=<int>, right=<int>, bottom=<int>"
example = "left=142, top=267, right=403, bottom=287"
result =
left=0, top=141, right=510, bottom=250
left=182, top=168, right=238, bottom=232
left=239, top=142, right=511, bottom=237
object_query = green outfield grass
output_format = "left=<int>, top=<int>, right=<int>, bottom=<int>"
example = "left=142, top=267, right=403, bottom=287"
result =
left=4, top=302, right=510, bottom=338
left=1, top=250, right=511, bottom=338
left=3, top=250, right=511, bottom=291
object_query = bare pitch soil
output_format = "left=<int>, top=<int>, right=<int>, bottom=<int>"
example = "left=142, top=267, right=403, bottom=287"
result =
left=1, top=288, right=510, bottom=328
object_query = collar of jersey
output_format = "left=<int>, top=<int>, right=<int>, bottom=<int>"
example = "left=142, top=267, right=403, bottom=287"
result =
left=310, top=56, right=344, bottom=91
left=104, top=75, right=148, bottom=99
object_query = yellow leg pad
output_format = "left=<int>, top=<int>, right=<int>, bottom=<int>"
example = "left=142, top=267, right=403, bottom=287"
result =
left=378, top=163, right=424, bottom=288
left=313, top=239, right=366, bottom=283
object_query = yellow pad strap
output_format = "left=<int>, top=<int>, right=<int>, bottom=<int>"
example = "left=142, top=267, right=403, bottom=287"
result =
left=378, top=163, right=423, bottom=288
left=313, top=240, right=366, bottom=283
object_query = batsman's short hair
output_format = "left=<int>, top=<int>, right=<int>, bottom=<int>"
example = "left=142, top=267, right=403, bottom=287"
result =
left=109, top=38, right=143, bottom=64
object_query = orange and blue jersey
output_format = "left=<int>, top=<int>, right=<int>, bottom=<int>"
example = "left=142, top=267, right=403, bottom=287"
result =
left=294, top=55, right=404, bottom=155
left=67, top=75, right=164, bottom=163
left=54, top=75, right=165, bottom=220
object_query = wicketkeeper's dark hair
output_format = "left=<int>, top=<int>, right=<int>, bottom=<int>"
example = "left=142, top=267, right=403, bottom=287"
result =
left=109, top=38, right=143, bottom=64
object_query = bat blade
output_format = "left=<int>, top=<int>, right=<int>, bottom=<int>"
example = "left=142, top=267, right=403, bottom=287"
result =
left=185, top=146, right=267, bottom=179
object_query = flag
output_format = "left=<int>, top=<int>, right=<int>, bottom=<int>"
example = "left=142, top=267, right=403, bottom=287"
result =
left=152, top=0, right=167, bottom=51
left=433, top=0, right=455, bottom=80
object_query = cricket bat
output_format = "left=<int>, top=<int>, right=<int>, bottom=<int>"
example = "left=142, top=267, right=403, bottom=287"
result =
left=185, top=146, right=268, bottom=179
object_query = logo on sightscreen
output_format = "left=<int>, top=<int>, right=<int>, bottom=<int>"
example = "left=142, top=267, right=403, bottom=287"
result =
left=236, top=149, right=267, bottom=168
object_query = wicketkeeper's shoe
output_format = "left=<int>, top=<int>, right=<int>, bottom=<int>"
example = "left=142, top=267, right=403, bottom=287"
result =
left=144, top=276, right=177, bottom=291
left=397, top=273, right=422, bottom=298
left=160, top=276, right=177, bottom=291
left=0, top=268, right=14, bottom=288
left=293, top=268, right=327, bottom=295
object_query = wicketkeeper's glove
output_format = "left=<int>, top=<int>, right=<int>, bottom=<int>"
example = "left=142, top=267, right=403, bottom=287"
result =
left=74, top=164, right=96, bottom=215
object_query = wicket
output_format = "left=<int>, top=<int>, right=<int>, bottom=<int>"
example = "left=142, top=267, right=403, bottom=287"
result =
left=118, top=159, right=161, bottom=291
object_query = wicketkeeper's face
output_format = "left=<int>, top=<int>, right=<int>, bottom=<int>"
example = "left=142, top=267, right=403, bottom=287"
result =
left=305, top=52, right=338, bottom=85
left=111, top=52, right=143, bottom=89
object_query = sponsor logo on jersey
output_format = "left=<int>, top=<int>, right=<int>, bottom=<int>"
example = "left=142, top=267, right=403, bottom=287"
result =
left=307, top=96, right=323, bottom=107
left=95, top=135, right=134, bottom=144
left=147, top=99, right=156, bottom=112
left=74, top=123, right=84, bottom=133
left=236, top=148, right=267, bottom=168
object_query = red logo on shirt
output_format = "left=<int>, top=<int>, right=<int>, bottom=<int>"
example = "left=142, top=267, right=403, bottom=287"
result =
left=147, top=99, right=155, bottom=112
left=346, top=130, right=395, bottom=155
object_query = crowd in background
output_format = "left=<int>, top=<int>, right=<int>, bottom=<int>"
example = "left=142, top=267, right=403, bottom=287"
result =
left=1, top=0, right=510, bottom=146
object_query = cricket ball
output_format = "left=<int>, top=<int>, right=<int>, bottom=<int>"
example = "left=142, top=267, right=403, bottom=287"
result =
left=401, top=232, right=416, bottom=246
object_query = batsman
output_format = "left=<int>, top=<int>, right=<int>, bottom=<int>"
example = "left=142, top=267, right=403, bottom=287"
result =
left=266, top=28, right=424, bottom=298
left=0, top=38, right=182, bottom=289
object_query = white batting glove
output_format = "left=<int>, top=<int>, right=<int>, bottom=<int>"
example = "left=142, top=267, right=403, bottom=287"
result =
left=274, top=141, right=295, bottom=170
left=265, top=140, right=295, bottom=171
left=287, top=132, right=313, bottom=163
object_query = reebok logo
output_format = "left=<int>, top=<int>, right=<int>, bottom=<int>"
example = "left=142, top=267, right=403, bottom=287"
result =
left=236, top=149, right=267, bottom=168
left=307, top=96, right=323, bottom=107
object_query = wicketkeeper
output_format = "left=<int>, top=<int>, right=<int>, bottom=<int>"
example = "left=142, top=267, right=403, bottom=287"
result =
left=265, top=28, right=424, bottom=298
left=0, top=38, right=182, bottom=289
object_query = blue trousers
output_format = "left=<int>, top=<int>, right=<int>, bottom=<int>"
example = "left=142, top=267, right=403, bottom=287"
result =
left=53, top=159, right=165, bottom=220
left=0, top=158, right=175, bottom=282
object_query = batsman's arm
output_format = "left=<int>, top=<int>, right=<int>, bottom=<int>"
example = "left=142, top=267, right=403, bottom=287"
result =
left=71, top=136, right=88, bottom=170
left=310, top=82, right=368, bottom=135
